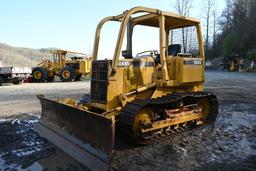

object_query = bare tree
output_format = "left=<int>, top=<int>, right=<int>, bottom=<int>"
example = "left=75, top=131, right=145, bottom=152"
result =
left=175, top=0, right=193, bottom=16
left=174, top=0, right=194, bottom=53
left=222, top=0, right=233, bottom=35
left=212, top=8, right=218, bottom=57
left=213, top=9, right=217, bottom=43
left=203, top=0, right=215, bottom=55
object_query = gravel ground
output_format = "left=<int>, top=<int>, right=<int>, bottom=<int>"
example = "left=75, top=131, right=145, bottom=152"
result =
left=0, top=71, right=256, bottom=171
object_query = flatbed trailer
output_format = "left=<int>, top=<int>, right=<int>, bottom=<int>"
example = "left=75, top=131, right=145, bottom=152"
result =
left=0, top=67, right=32, bottom=86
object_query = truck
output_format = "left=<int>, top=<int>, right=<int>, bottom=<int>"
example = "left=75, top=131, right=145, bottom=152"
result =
left=0, top=66, right=32, bottom=86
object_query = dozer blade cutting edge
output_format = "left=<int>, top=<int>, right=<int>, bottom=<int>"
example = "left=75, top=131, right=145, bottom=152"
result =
left=36, top=95, right=115, bottom=170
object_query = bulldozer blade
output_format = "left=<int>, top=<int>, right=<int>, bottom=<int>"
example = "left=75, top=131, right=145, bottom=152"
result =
left=36, top=95, right=115, bottom=171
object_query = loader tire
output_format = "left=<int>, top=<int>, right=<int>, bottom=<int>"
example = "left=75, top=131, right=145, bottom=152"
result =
left=32, top=67, right=48, bottom=83
left=60, top=67, right=75, bottom=82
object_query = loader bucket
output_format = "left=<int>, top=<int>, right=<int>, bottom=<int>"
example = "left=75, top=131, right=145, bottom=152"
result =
left=36, top=95, right=115, bottom=171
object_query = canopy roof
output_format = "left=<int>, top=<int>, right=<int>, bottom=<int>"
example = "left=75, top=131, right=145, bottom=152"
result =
left=114, top=6, right=200, bottom=29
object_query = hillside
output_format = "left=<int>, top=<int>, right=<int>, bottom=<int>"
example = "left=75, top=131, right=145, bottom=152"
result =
left=0, top=43, right=52, bottom=67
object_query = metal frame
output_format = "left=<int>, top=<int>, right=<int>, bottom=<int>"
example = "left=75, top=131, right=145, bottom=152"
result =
left=91, top=5, right=206, bottom=102
left=92, top=7, right=204, bottom=73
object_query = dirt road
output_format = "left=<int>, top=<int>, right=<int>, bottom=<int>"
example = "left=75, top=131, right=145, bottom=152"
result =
left=0, top=71, right=256, bottom=171
left=0, top=81, right=90, bottom=116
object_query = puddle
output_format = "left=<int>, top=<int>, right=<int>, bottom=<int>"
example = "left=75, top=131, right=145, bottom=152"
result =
left=0, top=113, right=88, bottom=171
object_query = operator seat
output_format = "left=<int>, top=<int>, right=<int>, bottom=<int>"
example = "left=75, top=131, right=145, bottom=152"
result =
left=168, top=44, right=181, bottom=56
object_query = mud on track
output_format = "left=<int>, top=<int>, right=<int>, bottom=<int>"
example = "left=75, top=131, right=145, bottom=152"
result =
left=111, top=102, right=256, bottom=171
left=0, top=71, right=256, bottom=170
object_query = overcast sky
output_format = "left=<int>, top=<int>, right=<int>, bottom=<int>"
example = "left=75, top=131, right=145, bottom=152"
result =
left=0, top=0, right=225, bottom=57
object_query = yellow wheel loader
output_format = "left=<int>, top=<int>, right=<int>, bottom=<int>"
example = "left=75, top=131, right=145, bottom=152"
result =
left=36, top=7, right=219, bottom=170
left=32, top=50, right=91, bottom=82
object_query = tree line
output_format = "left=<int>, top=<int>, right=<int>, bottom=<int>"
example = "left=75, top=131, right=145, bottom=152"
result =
left=210, top=0, right=256, bottom=61
left=173, top=0, right=256, bottom=61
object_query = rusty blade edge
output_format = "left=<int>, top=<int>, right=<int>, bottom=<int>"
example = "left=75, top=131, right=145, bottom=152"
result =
left=37, top=95, right=115, bottom=156
left=36, top=121, right=110, bottom=171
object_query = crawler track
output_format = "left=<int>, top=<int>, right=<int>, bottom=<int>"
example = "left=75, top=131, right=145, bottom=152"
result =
left=119, top=92, right=218, bottom=144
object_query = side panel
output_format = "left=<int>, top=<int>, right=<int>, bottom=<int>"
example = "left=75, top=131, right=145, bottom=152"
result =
left=176, top=58, right=204, bottom=83
left=106, top=58, right=155, bottom=110
left=85, top=59, right=92, bottom=73
left=123, top=59, right=155, bottom=93
left=90, top=58, right=155, bottom=111
left=182, top=58, right=204, bottom=83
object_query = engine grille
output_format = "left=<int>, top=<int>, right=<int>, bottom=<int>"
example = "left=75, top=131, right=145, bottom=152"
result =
left=90, top=60, right=110, bottom=104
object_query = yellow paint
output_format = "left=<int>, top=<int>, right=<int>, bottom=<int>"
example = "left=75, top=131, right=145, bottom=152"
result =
left=42, top=7, right=214, bottom=140
left=35, top=50, right=91, bottom=81
left=33, top=71, right=42, bottom=79
left=62, top=70, right=70, bottom=79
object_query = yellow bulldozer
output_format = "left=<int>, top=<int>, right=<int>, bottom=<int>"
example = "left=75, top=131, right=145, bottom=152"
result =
left=36, top=7, right=219, bottom=170
left=32, top=50, right=91, bottom=82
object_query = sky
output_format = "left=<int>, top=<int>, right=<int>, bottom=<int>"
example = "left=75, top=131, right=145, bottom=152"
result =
left=0, top=0, right=225, bottom=57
